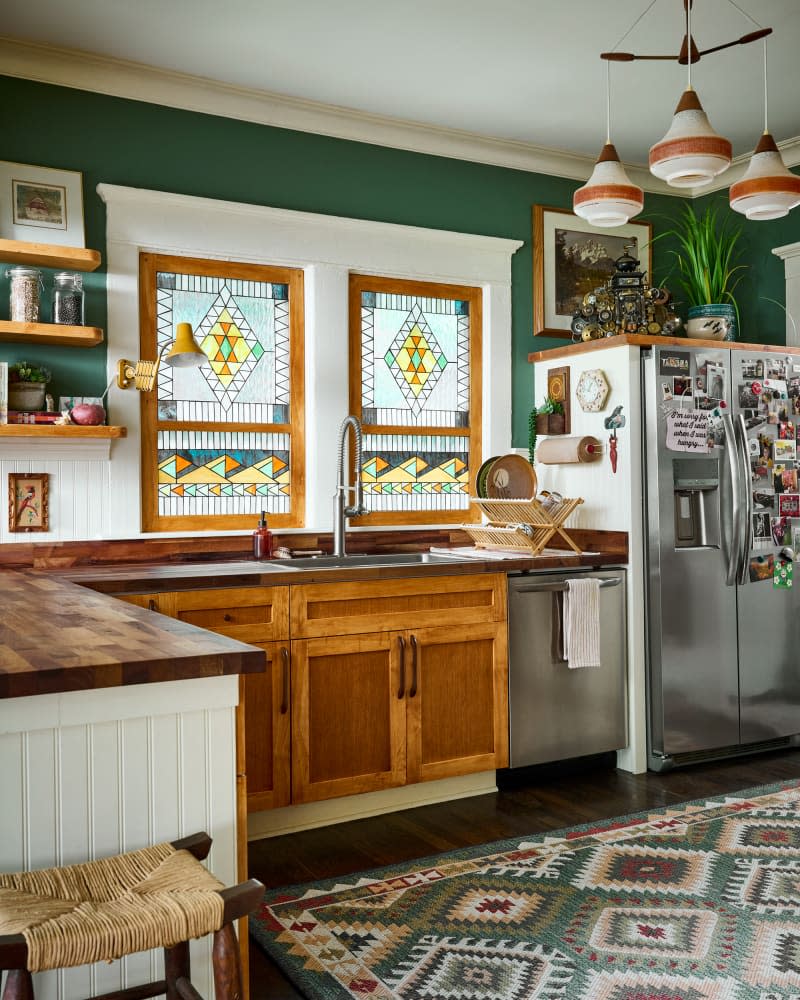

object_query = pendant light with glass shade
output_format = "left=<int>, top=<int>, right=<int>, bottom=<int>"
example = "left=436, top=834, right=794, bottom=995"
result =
left=729, top=40, right=800, bottom=221
left=573, top=62, right=644, bottom=228
left=648, top=0, right=731, bottom=187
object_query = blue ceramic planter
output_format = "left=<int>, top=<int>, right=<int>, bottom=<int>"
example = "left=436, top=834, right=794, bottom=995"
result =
left=687, top=303, right=737, bottom=342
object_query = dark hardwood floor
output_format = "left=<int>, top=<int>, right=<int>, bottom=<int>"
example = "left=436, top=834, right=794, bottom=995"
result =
left=248, top=747, right=800, bottom=1000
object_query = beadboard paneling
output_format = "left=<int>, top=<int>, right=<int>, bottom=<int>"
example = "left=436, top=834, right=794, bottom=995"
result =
left=0, top=677, right=238, bottom=1000
left=0, top=458, right=110, bottom=544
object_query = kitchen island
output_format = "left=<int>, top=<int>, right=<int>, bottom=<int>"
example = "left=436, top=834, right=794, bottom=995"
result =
left=0, top=569, right=265, bottom=1000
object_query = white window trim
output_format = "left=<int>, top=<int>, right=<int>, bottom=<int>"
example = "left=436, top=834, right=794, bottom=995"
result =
left=98, top=184, right=522, bottom=536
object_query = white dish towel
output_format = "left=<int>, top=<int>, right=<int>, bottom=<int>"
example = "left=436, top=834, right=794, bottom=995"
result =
left=563, top=577, right=601, bottom=669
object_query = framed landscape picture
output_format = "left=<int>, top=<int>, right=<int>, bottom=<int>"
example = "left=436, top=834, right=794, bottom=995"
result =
left=532, top=205, right=652, bottom=338
left=0, top=161, right=85, bottom=247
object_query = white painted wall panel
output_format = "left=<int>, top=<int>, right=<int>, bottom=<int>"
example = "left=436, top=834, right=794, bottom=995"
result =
left=0, top=678, right=238, bottom=1000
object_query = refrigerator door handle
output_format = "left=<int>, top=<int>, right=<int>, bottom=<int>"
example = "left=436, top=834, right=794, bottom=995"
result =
left=722, top=413, right=744, bottom=587
left=734, top=413, right=753, bottom=586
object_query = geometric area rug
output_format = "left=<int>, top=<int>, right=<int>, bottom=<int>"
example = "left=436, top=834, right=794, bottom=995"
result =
left=250, top=780, right=800, bottom=999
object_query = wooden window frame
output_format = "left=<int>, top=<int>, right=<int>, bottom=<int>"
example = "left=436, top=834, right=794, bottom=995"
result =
left=139, top=252, right=305, bottom=532
left=349, top=273, right=482, bottom=526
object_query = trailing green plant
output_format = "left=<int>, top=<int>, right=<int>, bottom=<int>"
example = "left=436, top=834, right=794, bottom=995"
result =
left=656, top=202, right=746, bottom=314
left=528, top=395, right=564, bottom=465
left=9, top=361, right=51, bottom=384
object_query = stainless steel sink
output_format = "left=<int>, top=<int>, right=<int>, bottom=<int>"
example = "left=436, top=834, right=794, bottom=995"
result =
left=283, top=552, right=470, bottom=569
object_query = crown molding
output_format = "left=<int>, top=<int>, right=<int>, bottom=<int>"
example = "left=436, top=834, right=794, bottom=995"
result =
left=1, top=35, right=676, bottom=195
left=4, top=37, right=797, bottom=202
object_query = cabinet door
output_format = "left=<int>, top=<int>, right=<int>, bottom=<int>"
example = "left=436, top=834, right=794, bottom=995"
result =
left=291, top=632, right=406, bottom=804
left=243, top=642, right=291, bottom=813
left=405, top=621, right=508, bottom=784
left=171, top=586, right=290, bottom=643
left=115, top=592, right=175, bottom=615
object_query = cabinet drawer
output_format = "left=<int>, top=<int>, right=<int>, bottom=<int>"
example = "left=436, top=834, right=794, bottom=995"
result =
left=172, top=586, right=290, bottom=642
left=291, top=573, right=506, bottom=638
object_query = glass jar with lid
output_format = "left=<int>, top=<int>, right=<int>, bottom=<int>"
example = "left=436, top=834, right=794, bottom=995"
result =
left=51, top=272, right=85, bottom=326
left=7, top=266, right=43, bottom=323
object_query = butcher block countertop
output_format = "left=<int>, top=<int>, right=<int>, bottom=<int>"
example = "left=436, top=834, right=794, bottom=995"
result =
left=0, top=569, right=266, bottom=699
left=0, top=531, right=627, bottom=699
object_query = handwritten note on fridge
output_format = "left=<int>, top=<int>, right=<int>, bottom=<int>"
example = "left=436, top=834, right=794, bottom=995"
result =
left=666, top=409, right=710, bottom=453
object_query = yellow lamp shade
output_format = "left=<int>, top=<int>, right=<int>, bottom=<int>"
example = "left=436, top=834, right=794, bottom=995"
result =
left=166, top=322, right=209, bottom=368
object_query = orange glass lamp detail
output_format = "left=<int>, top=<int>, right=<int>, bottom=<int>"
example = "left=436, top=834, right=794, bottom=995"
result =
left=730, top=42, right=800, bottom=221
left=117, top=322, right=209, bottom=391
left=649, top=88, right=732, bottom=188
left=573, top=63, right=643, bottom=228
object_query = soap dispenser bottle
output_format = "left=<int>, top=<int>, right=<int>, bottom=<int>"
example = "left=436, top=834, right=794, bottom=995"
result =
left=253, top=510, right=273, bottom=560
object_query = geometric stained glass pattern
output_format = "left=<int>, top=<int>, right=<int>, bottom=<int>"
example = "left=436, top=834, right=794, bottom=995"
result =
left=361, top=290, right=470, bottom=428
left=361, top=433, right=470, bottom=512
left=157, top=430, right=290, bottom=517
left=156, top=271, right=290, bottom=423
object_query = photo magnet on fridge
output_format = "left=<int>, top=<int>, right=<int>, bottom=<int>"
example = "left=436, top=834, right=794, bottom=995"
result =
left=739, top=384, right=760, bottom=409
left=779, top=422, right=796, bottom=440
left=774, top=439, right=797, bottom=462
left=772, top=516, right=792, bottom=546
left=673, top=376, right=691, bottom=398
left=753, top=490, right=775, bottom=510
left=774, top=559, right=793, bottom=589
left=742, top=360, right=764, bottom=379
left=660, top=351, right=690, bottom=376
left=750, top=553, right=775, bottom=582
left=779, top=494, right=800, bottom=517
left=753, top=512, right=772, bottom=539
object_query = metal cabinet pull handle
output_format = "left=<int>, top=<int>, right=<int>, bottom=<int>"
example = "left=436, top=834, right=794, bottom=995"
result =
left=148, top=599, right=158, bottom=612
left=409, top=635, right=418, bottom=698
left=280, top=646, right=290, bottom=714
left=397, top=635, right=406, bottom=699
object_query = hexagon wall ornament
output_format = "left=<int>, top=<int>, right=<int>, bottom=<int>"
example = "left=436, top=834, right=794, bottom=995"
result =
left=576, top=369, right=610, bottom=412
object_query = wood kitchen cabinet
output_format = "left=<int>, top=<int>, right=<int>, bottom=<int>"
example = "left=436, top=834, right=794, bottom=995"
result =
left=118, top=572, right=508, bottom=809
left=118, top=586, right=291, bottom=813
left=290, top=574, right=508, bottom=804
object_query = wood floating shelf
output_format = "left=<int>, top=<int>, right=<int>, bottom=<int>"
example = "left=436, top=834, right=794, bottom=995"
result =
left=0, top=320, right=104, bottom=347
left=0, top=239, right=102, bottom=272
left=0, top=425, right=126, bottom=439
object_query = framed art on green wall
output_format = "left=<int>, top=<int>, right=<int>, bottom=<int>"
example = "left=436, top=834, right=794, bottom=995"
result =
left=0, top=160, right=85, bottom=247
left=532, top=204, right=652, bottom=338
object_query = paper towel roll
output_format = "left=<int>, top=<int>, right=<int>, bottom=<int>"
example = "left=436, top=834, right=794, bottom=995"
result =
left=536, top=435, right=601, bottom=464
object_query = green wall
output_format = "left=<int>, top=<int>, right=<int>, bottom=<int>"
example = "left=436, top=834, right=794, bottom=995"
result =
left=2, top=73, right=794, bottom=446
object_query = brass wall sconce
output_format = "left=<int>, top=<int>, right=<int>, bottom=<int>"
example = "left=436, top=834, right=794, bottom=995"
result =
left=117, top=322, right=209, bottom=391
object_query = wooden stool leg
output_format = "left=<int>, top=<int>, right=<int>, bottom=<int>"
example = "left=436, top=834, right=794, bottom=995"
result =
left=2, top=970, right=33, bottom=1000
left=212, top=923, right=242, bottom=1000
left=165, top=941, right=191, bottom=1000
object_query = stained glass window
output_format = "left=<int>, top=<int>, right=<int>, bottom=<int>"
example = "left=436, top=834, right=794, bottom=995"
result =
left=350, top=275, right=481, bottom=523
left=140, top=254, right=304, bottom=531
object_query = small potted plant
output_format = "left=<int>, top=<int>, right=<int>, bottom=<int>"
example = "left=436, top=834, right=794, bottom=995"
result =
left=657, top=201, right=746, bottom=341
left=528, top=396, right=565, bottom=464
left=8, top=361, right=52, bottom=412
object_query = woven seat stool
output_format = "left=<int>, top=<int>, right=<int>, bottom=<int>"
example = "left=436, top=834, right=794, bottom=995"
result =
left=0, top=832, right=264, bottom=1000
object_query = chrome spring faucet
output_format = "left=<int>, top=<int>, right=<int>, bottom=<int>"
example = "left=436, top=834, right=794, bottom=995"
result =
left=333, top=415, right=370, bottom=557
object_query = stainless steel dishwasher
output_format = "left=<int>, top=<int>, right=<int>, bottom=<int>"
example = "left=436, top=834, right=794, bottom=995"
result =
left=507, top=568, right=627, bottom=767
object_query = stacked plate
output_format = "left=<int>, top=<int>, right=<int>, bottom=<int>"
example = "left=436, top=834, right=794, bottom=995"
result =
left=475, top=454, right=538, bottom=499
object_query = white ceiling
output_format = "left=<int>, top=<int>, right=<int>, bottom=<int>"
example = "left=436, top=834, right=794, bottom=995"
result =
left=4, top=0, right=800, bottom=168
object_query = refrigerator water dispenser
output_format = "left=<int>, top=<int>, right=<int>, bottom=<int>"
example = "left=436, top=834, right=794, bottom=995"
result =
left=672, top=457, right=720, bottom=549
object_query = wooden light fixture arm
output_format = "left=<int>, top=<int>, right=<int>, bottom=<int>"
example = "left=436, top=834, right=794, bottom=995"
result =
left=600, top=0, right=771, bottom=65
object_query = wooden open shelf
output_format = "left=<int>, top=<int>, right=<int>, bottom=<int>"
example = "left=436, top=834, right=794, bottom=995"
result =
left=0, top=320, right=104, bottom=347
left=0, top=425, right=126, bottom=439
left=0, top=239, right=101, bottom=272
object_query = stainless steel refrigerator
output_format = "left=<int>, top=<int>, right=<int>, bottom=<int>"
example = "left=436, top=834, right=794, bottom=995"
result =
left=643, top=343, right=800, bottom=770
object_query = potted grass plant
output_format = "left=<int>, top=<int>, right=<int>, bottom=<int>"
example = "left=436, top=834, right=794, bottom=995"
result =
left=658, top=202, right=746, bottom=341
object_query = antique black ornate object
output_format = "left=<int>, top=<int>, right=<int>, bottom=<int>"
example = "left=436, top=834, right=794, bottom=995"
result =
left=570, top=245, right=681, bottom=342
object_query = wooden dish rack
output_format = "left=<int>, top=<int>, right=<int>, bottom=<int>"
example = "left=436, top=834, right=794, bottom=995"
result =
left=463, top=497, right=584, bottom=556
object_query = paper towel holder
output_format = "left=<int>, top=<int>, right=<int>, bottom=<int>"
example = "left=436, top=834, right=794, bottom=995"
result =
left=536, top=435, right=602, bottom=465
